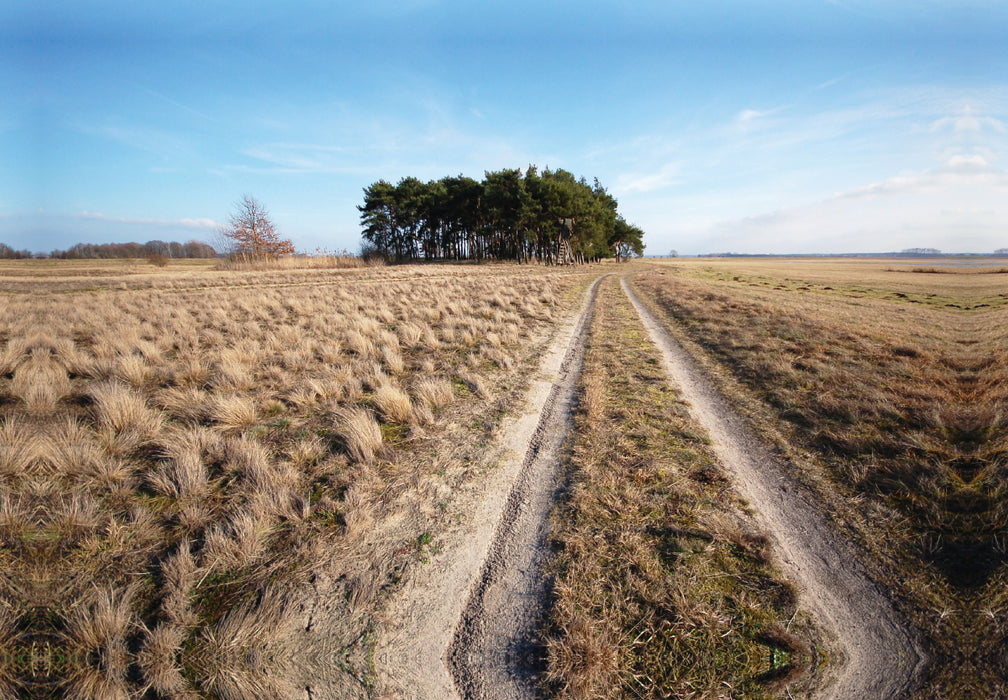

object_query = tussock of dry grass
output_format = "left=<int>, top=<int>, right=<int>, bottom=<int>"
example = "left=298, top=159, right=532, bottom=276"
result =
left=160, top=540, right=199, bottom=627
left=138, top=622, right=187, bottom=695
left=62, top=588, right=133, bottom=700
left=13, top=356, right=73, bottom=415
left=210, top=394, right=258, bottom=430
left=90, top=380, right=163, bottom=443
left=0, top=417, right=36, bottom=478
left=336, top=407, right=383, bottom=465
left=191, top=588, right=298, bottom=700
left=371, top=383, right=413, bottom=424
left=413, top=377, right=454, bottom=411
left=457, top=370, right=490, bottom=400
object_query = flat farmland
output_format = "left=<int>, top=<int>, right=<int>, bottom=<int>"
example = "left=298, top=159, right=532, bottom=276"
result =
left=0, top=257, right=1004, bottom=698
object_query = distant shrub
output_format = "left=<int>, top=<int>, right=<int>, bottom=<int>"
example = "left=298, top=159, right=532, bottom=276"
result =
left=148, top=253, right=168, bottom=267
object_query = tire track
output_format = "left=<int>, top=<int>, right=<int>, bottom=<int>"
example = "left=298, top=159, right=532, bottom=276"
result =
left=447, top=274, right=603, bottom=700
left=373, top=275, right=604, bottom=699
left=621, top=276, right=929, bottom=698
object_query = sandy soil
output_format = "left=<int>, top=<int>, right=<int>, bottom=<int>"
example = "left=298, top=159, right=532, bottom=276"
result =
left=371, top=276, right=604, bottom=699
left=621, top=277, right=930, bottom=698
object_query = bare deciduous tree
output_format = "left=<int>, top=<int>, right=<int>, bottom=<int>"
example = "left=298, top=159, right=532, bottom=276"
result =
left=220, top=195, right=295, bottom=259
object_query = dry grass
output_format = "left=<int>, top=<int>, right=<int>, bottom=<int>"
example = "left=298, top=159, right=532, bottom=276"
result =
left=214, top=250, right=377, bottom=272
left=0, top=260, right=591, bottom=696
left=371, top=384, right=414, bottom=424
left=545, top=276, right=814, bottom=699
left=61, top=588, right=133, bottom=700
left=336, top=407, right=384, bottom=465
left=631, top=259, right=1008, bottom=695
left=189, top=588, right=298, bottom=700
left=413, top=376, right=454, bottom=411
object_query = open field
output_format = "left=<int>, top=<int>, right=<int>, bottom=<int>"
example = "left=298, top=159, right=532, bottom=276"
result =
left=629, top=257, right=1008, bottom=696
left=0, top=256, right=1004, bottom=698
left=0, top=261, right=591, bottom=698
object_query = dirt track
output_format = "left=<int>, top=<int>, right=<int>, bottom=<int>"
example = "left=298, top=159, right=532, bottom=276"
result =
left=622, top=277, right=930, bottom=698
left=375, top=273, right=930, bottom=699
left=373, top=276, right=603, bottom=699
left=446, top=275, right=601, bottom=699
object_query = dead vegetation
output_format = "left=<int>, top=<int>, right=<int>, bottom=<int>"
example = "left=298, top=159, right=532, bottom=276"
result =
left=0, top=261, right=588, bottom=697
left=545, top=276, right=816, bottom=699
left=630, top=259, right=1008, bottom=696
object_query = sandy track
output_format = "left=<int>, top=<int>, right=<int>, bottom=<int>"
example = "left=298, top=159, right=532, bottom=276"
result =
left=374, top=275, right=604, bottom=699
left=446, top=275, right=601, bottom=699
left=621, top=277, right=929, bottom=698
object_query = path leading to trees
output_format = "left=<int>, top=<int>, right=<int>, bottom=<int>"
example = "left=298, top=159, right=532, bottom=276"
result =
left=374, top=275, right=604, bottom=699
left=621, top=277, right=930, bottom=699
left=377, top=271, right=928, bottom=699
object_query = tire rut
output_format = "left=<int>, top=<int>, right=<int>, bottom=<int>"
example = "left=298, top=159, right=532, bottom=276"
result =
left=621, top=276, right=930, bottom=698
left=447, top=274, right=605, bottom=700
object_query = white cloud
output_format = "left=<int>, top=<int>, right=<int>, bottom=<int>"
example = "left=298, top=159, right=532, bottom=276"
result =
left=930, top=107, right=1006, bottom=134
left=242, top=143, right=349, bottom=172
left=733, top=108, right=774, bottom=134
left=77, top=211, right=218, bottom=229
left=178, top=217, right=217, bottom=228
left=680, top=158, right=1008, bottom=254
left=614, top=162, right=682, bottom=195
left=72, top=122, right=194, bottom=161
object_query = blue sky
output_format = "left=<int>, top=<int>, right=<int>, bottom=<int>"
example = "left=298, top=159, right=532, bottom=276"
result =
left=2, top=1, right=1006, bottom=255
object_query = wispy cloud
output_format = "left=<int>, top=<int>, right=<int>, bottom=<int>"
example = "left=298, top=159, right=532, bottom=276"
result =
left=679, top=156, right=1008, bottom=254
left=731, top=106, right=787, bottom=134
left=813, top=73, right=850, bottom=91
left=613, top=162, right=682, bottom=195
left=930, top=107, right=1006, bottom=134
left=241, top=143, right=349, bottom=172
left=839, top=154, right=1006, bottom=200
left=78, top=211, right=218, bottom=229
left=143, top=88, right=216, bottom=123
left=71, top=121, right=193, bottom=161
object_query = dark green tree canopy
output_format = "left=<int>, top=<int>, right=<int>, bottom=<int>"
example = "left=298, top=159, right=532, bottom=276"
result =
left=358, top=167, right=645, bottom=263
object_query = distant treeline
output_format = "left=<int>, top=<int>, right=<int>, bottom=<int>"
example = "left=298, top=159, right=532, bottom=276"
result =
left=46, top=240, right=217, bottom=259
left=0, top=243, right=33, bottom=259
left=359, top=167, right=644, bottom=264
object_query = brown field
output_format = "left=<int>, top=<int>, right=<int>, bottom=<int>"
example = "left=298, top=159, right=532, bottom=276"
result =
left=629, top=257, right=1008, bottom=696
left=0, top=259, right=591, bottom=698
left=1, top=256, right=1005, bottom=698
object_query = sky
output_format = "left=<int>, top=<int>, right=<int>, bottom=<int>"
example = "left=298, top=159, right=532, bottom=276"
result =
left=2, top=1, right=1007, bottom=256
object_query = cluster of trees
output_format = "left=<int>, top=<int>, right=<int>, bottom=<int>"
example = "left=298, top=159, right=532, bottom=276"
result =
left=359, top=167, right=644, bottom=264
left=46, top=239, right=216, bottom=260
left=0, top=243, right=33, bottom=259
